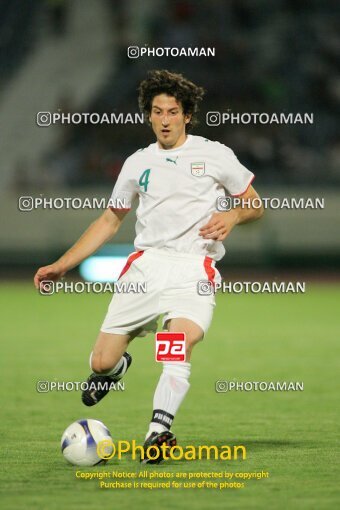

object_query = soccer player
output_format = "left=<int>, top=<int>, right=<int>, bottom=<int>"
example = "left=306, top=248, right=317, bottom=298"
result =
left=34, top=70, right=264, bottom=463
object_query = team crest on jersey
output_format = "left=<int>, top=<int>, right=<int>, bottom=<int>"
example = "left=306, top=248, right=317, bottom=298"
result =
left=191, top=162, right=205, bottom=176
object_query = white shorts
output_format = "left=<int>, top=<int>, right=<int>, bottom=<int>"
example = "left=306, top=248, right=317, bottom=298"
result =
left=100, top=248, right=221, bottom=337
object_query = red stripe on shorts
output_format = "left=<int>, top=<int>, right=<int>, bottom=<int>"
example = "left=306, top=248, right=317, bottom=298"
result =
left=118, top=251, right=144, bottom=280
left=204, top=256, right=215, bottom=283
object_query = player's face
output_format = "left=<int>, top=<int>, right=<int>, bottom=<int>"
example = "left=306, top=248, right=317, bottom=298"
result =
left=149, top=94, right=191, bottom=150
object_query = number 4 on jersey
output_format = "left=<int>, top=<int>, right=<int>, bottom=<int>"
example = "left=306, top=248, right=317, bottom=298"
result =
left=139, top=169, right=151, bottom=192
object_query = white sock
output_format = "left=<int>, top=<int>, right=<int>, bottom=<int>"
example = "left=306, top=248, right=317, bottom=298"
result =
left=89, top=352, right=127, bottom=378
left=146, top=362, right=191, bottom=439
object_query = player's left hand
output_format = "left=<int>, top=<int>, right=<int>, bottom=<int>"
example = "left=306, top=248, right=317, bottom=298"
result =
left=199, top=211, right=239, bottom=241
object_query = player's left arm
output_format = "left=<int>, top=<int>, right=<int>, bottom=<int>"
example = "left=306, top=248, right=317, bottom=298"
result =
left=199, top=185, right=264, bottom=242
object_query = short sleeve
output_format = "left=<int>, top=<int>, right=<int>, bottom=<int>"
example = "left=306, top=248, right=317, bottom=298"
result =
left=217, top=145, right=255, bottom=196
left=109, top=157, right=138, bottom=210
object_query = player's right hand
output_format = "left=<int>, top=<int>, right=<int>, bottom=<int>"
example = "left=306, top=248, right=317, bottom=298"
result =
left=33, top=262, right=66, bottom=290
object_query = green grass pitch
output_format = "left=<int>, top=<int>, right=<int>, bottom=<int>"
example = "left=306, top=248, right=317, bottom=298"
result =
left=0, top=282, right=339, bottom=509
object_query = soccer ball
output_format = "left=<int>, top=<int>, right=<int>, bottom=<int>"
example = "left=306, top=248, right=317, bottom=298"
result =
left=61, top=419, right=113, bottom=466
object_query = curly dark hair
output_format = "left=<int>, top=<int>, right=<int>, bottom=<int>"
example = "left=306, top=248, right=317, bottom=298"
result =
left=138, top=70, right=205, bottom=132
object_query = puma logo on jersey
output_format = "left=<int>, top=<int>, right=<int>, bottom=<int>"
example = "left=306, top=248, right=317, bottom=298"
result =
left=166, top=157, right=178, bottom=165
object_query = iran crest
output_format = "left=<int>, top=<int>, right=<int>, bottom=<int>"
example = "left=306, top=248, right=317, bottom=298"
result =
left=191, top=162, right=205, bottom=176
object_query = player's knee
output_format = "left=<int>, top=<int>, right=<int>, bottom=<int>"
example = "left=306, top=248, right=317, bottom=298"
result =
left=185, top=333, right=204, bottom=353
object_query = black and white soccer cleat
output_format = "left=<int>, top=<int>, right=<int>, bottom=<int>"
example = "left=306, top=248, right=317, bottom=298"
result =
left=81, top=352, right=132, bottom=407
left=140, top=430, right=177, bottom=464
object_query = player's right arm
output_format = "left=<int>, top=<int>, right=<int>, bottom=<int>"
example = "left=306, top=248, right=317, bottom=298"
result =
left=33, top=208, right=127, bottom=289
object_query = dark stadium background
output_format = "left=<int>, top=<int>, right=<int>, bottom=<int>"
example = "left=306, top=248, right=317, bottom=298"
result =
left=0, top=0, right=339, bottom=277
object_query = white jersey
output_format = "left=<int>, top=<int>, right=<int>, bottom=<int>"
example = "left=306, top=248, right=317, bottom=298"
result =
left=110, top=134, right=254, bottom=261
